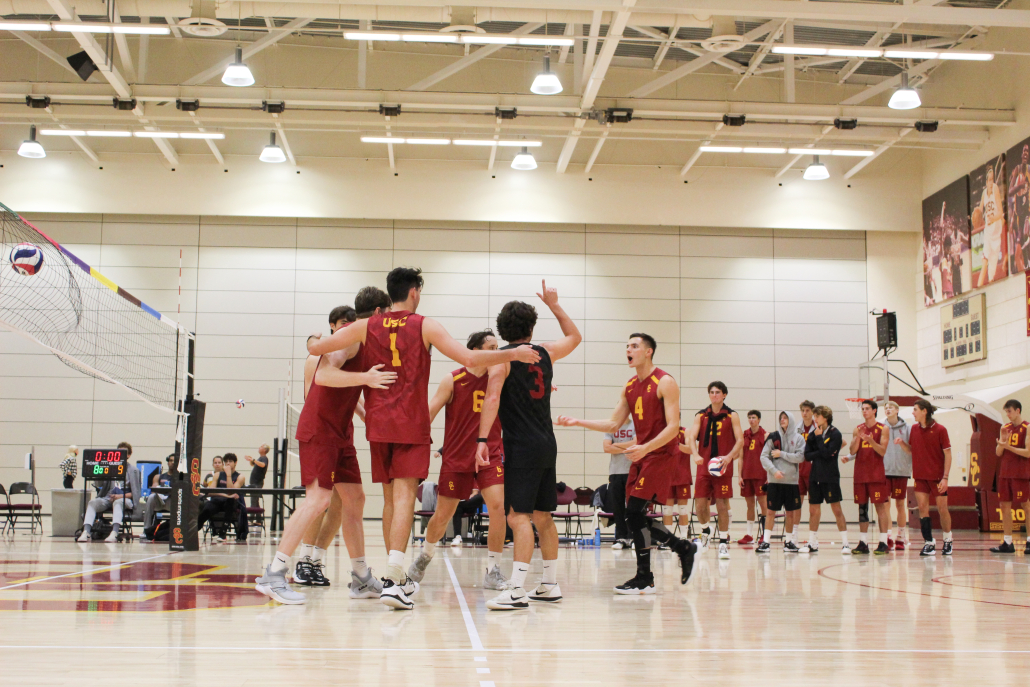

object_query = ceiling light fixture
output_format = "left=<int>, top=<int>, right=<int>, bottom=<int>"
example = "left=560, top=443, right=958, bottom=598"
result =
left=40, top=129, right=86, bottom=136
left=260, top=132, right=287, bottom=163
left=180, top=132, right=225, bottom=139
left=222, top=46, right=255, bottom=87
left=461, top=35, right=516, bottom=45
left=803, top=155, right=830, bottom=181
left=742, top=147, right=786, bottom=154
left=401, top=33, right=458, bottom=43
left=831, top=149, right=874, bottom=157
left=518, top=37, right=575, bottom=46
left=52, top=22, right=169, bottom=34
left=531, top=52, right=563, bottom=95
left=0, top=21, right=51, bottom=31
left=18, top=125, right=45, bottom=158
left=883, top=50, right=939, bottom=60
left=888, top=72, right=921, bottom=110
left=938, top=52, right=993, bottom=61
left=699, top=146, right=743, bottom=153
left=344, top=31, right=400, bottom=41
left=86, top=130, right=132, bottom=137
left=361, top=136, right=405, bottom=144
left=511, top=146, right=538, bottom=171
left=404, top=139, right=451, bottom=145
left=134, top=131, right=179, bottom=138
left=771, top=45, right=828, bottom=56
left=453, top=140, right=543, bottom=147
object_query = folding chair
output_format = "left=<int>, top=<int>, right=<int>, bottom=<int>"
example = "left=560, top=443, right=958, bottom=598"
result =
left=8, top=483, right=43, bottom=534
left=0, top=485, right=13, bottom=534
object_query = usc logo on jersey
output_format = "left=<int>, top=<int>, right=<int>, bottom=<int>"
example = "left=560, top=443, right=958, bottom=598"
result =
left=646, top=384, right=652, bottom=393
left=383, top=317, right=408, bottom=328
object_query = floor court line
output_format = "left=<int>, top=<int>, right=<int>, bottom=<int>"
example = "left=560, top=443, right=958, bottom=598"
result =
left=1, top=646, right=1028, bottom=654
left=444, top=554, right=486, bottom=652
left=0, top=552, right=172, bottom=591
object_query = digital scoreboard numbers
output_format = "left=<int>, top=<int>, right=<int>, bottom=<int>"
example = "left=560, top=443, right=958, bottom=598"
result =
left=941, top=293, right=986, bottom=368
left=83, top=448, right=128, bottom=480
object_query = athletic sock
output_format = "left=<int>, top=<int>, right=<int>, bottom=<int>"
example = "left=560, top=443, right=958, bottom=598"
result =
left=944, top=531, right=953, bottom=543
left=351, top=556, right=369, bottom=577
left=270, top=551, right=289, bottom=574
left=83, top=525, right=92, bottom=534
left=808, top=531, right=818, bottom=547
left=298, top=543, right=313, bottom=561
left=311, top=546, right=325, bottom=563
left=487, top=551, right=501, bottom=570
left=762, top=529, right=772, bottom=544
left=1004, top=535, right=1013, bottom=545
left=840, top=531, right=849, bottom=547
left=425, top=541, right=437, bottom=557
left=879, top=533, right=888, bottom=544
left=920, top=517, right=932, bottom=543
left=892, top=527, right=899, bottom=541
left=510, top=562, right=530, bottom=590
left=746, top=521, right=754, bottom=537
left=386, top=549, right=405, bottom=582
left=541, top=559, right=557, bottom=585
left=860, top=532, right=868, bottom=544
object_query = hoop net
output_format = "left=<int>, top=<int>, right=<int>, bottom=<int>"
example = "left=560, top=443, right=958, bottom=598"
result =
left=845, top=398, right=867, bottom=420
left=0, top=202, right=189, bottom=414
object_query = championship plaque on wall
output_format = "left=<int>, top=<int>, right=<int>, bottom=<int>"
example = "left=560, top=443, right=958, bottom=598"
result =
left=941, top=293, right=986, bottom=367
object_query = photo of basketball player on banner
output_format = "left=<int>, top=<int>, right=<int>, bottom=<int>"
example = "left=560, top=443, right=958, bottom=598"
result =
left=969, top=153, right=1009, bottom=288
left=1006, top=137, right=1030, bottom=274
left=922, top=177, right=971, bottom=305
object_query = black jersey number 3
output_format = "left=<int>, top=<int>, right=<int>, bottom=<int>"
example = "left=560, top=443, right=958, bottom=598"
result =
left=528, top=364, right=545, bottom=400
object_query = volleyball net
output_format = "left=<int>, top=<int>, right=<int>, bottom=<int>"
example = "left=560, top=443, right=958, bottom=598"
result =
left=0, top=201, right=190, bottom=415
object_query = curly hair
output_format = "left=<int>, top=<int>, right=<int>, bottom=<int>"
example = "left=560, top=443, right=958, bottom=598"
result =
left=496, top=301, right=537, bottom=343
left=467, top=329, right=496, bottom=350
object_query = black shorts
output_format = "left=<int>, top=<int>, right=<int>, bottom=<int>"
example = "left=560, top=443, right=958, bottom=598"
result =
left=808, top=479, right=843, bottom=505
left=505, top=465, right=558, bottom=514
left=766, top=483, right=802, bottom=513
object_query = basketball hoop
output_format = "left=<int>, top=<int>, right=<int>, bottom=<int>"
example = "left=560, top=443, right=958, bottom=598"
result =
left=845, top=398, right=867, bottom=420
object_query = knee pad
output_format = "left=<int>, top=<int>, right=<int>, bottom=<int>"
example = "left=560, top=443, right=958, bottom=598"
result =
left=627, top=509, right=650, bottom=532
left=858, top=503, right=869, bottom=523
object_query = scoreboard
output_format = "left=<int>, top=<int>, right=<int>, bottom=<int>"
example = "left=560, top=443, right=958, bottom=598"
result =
left=941, top=293, right=986, bottom=367
left=83, top=448, right=128, bottom=480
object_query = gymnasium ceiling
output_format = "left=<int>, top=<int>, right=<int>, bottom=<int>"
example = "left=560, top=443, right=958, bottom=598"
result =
left=0, top=1, right=1026, bottom=177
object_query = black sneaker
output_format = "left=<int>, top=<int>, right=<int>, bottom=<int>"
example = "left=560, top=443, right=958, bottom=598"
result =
left=919, top=542, right=935, bottom=557
left=614, top=574, right=656, bottom=595
left=852, top=541, right=870, bottom=555
left=755, top=541, right=771, bottom=554
left=942, top=540, right=953, bottom=556
left=783, top=541, right=800, bottom=553
left=673, top=539, right=697, bottom=584
left=990, top=541, right=1016, bottom=554
left=308, top=560, right=331, bottom=587
left=293, top=558, right=314, bottom=585
left=874, top=542, right=890, bottom=555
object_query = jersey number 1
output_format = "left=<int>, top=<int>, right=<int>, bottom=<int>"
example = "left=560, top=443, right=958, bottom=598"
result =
left=389, top=333, right=402, bottom=367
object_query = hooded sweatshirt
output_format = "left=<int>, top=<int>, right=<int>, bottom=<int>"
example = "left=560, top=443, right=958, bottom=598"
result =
left=760, top=410, right=807, bottom=485
left=882, top=417, right=911, bottom=478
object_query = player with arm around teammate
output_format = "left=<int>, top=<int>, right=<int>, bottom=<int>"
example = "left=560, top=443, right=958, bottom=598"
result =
left=556, top=333, right=698, bottom=595
left=475, top=282, right=581, bottom=610
left=406, top=329, right=511, bottom=591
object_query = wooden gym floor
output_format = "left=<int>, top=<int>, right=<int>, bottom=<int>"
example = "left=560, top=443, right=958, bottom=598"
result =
left=1, top=523, right=1028, bottom=687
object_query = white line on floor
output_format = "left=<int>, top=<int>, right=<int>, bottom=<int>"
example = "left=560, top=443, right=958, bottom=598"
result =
left=0, top=647, right=1028, bottom=654
left=0, top=552, right=173, bottom=591
left=444, top=555, right=485, bottom=652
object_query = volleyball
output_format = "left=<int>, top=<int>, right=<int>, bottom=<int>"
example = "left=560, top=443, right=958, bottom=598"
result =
left=9, top=242, right=44, bottom=276
left=236, top=399, right=245, bottom=409
left=707, top=457, right=726, bottom=478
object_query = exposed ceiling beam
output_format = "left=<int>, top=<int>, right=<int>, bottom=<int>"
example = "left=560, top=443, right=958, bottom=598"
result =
left=837, top=26, right=895, bottom=84
left=187, top=111, right=224, bottom=165
left=45, top=0, right=131, bottom=98
left=112, top=15, right=137, bottom=83
left=273, top=117, right=297, bottom=166
left=735, top=19, right=786, bottom=90
left=404, top=23, right=543, bottom=91
left=165, top=17, right=182, bottom=39
left=651, top=17, right=681, bottom=70
left=783, top=20, right=794, bottom=103
left=775, top=124, right=834, bottom=178
left=137, top=18, right=150, bottom=83
left=629, top=19, right=781, bottom=98
left=844, top=128, right=912, bottom=178
left=584, top=125, right=609, bottom=174
left=183, top=17, right=315, bottom=86
left=42, top=105, right=98, bottom=163
left=559, top=21, right=575, bottom=63
left=10, top=31, right=79, bottom=77
left=581, top=12, right=602, bottom=93
left=357, top=19, right=369, bottom=89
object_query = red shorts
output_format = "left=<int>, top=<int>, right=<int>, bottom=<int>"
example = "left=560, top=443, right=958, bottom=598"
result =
left=854, top=481, right=889, bottom=505
left=914, top=479, right=948, bottom=497
left=695, top=463, right=733, bottom=500
left=798, top=463, right=810, bottom=497
left=666, top=484, right=691, bottom=502
left=998, top=477, right=1030, bottom=504
left=627, top=451, right=675, bottom=503
left=370, top=442, right=430, bottom=484
left=299, top=442, right=361, bottom=488
left=887, top=477, right=909, bottom=500
left=741, top=478, right=768, bottom=498
left=438, top=456, right=505, bottom=500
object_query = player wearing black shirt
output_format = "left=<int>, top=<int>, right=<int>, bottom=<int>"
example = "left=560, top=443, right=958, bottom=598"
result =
left=478, top=281, right=581, bottom=610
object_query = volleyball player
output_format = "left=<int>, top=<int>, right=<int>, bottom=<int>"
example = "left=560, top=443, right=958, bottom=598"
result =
left=255, top=297, right=398, bottom=605
left=737, top=410, right=767, bottom=545
left=795, top=401, right=816, bottom=547
left=990, top=400, right=1030, bottom=554
left=477, top=283, right=580, bottom=610
left=687, top=381, right=743, bottom=560
left=556, top=334, right=697, bottom=595
left=406, top=329, right=510, bottom=590
left=799, top=405, right=849, bottom=554
left=304, top=268, right=540, bottom=610
left=842, top=400, right=890, bottom=554
left=883, top=401, right=912, bottom=551
left=909, top=399, right=954, bottom=556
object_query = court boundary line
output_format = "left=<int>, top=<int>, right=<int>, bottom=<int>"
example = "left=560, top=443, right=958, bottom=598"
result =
left=444, top=554, right=485, bottom=652
left=0, top=553, right=172, bottom=591
left=0, top=646, right=1029, bottom=654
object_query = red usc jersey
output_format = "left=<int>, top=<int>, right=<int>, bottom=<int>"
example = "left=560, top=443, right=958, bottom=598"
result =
left=363, top=310, right=431, bottom=445
left=442, top=368, right=503, bottom=473
left=999, top=421, right=1030, bottom=479
left=295, top=352, right=360, bottom=448
left=672, top=426, right=693, bottom=486
left=625, top=368, right=678, bottom=457
left=853, top=422, right=886, bottom=484
left=695, top=405, right=735, bottom=460
left=741, top=427, right=768, bottom=480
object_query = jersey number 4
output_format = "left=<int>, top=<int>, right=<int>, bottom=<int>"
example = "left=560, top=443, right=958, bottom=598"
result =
left=389, top=333, right=402, bottom=367
left=528, top=365, right=545, bottom=400
left=634, top=396, right=644, bottom=420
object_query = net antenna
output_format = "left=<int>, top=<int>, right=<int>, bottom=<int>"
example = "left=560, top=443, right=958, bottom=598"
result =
left=0, top=202, right=192, bottom=421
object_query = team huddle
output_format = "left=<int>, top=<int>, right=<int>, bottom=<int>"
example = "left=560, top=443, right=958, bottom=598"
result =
left=253, top=267, right=1030, bottom=609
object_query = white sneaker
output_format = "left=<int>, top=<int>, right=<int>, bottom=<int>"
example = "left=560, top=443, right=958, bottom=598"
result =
left=349, top=569, right=383, bottom=599
left=483, top=565, right=510, bottom=591
left=718, top=542, right=730, bottom=560
left=841, top=544, right=852, bottom=555
left=255, top=565, right=306, bottom=605
left=799, top=543, right=819, bottom=554
left=486, top=587, right=529, bottom=611
left=407, top=552, right=433, bottom=583
left=77, top=530, right=90, bottom=543
left=400, top=576, right=421, bottom=598
left=380, top=577, right=416, bottom=610
left=529, top=582, right=562, bottom=603
left=105, top=530, right=119, bottom=543
left=611, top=540, right=625, bottom=550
